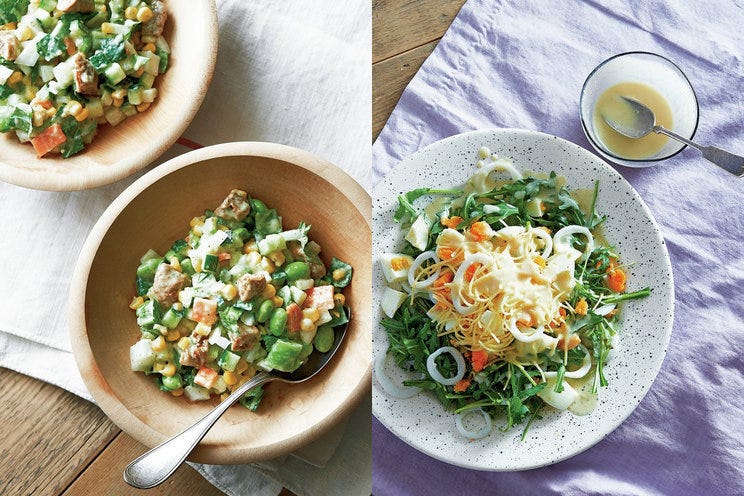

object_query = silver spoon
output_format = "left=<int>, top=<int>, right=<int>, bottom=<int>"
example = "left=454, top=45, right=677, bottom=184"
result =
left=123, top=307, right=351, bottom=489
left=602, top=96, right=743, bottom=176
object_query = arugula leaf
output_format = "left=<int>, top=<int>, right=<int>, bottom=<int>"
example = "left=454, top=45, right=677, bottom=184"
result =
left=393, top=188, right=463, bottom=224
left=89, top=34, right=125, bottom=72
left=0, top=0, right=29, bottom=25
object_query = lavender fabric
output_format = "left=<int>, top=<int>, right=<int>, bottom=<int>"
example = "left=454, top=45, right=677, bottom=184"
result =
left=372, top=1, right=744, bottom=494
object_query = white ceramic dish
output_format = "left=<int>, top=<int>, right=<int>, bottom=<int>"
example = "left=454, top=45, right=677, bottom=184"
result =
left=371, top=129, right=674, bottom=471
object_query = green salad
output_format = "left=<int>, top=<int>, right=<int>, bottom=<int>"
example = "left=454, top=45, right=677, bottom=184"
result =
left=0, top=0, right=169, bottom=157
left=129, top=190, right=352, bottom=410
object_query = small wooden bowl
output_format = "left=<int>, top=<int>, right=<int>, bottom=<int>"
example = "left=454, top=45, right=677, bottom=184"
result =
left=68, top=142, right=371, bottom=464
left=0, top=1, right=218, bottom=191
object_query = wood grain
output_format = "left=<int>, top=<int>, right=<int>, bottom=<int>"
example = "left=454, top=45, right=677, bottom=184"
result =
left=0, top=368, right=118, bottom=496
left=373, top=0, right=465, bottom=63
left=372, top=41, right=438, bottom=138
left=62, top=433, right=226, bottom=496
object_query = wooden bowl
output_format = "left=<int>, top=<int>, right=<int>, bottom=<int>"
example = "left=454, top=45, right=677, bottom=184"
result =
left=68, top=142, right=371, bottom=464
left=0, top=1, right=218, bottom=192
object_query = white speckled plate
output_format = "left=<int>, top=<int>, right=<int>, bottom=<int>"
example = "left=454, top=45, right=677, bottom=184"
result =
left=372, top=129, right=674, bottom=471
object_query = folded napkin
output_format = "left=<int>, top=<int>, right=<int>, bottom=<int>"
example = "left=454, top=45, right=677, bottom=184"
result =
left=0, top=1, right=371, bottom=495
left=372, top=0, right=744, bottom=494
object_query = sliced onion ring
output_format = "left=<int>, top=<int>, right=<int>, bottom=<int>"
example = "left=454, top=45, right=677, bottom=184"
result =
left=407, top=251, right=440, bottom=289
left=455, top=408, right=493, bottom=439
left=545, top=344, right=593, bottom=379
left=426, top=346, right=466, bottom=386
left=553, top=225, right=594, bottom=258
left=375, top=352, right=421, bottom=399
left=451, top=253, right=492, bottom=314
left=508, top=319, right=546, bottom=343
left=531, top=227, right=553, bottom=259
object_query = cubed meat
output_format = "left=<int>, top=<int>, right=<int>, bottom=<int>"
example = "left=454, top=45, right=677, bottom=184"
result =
left=215, top=189, right=251, bottom=222
left=229, top=324, right=260, bottom=352
left=72, top=53, right=98, bottom=96
left=309, top=262, right=326, bottom=280
left=302, top=285, right=335, bottom=311
left=305, top=241, right=322, bottom=256
left=286, top=303, right=302, bottom=333
left=179, top=333, right=209, bottom=368
left=0, top=31, right=21, bottom=61
left=236, top=273, right=267, bottom=302
left=142, top=0, right=168, bottom=36
left=286, top=240, right=306, bottom=261
left=151, top=263, right=189, bottom=307
left=57, top=0, right=95, bottom=12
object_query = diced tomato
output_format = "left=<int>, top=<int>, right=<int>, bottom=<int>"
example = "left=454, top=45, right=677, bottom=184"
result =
left=302, top=285, right=335, bottom=311
left=286, top=303, right=302, bottom=332
left=191, top=297, right=217, bottom=325
left=193, top=367, right=219, bottom=389
left=31, top=124, right=67, bottom=158
left=471, top=349, right=488, bottom=372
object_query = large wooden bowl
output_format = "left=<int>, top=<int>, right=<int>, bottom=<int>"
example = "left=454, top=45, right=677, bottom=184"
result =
left=68, top=142, right=371, bottom=464
left=0, top=1, right=218, bottom=191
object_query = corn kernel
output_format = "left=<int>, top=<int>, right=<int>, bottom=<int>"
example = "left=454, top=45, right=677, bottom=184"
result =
left=153, top=361, right=165, bottom=372
left=272, top=296, right=284, bottom=307
left=303, top=307, right=320, bottom=322
left=129, top=296, right=145, bottom=310
left=268, top=251, right=285, bottom=266
left=223, top=371, right=237, bottom=386
left=177, top=337, right=191, bottom=350
left=45, top=107, right=57, bottom=119
left=7, top=71, right=22, bottom=86
left=333, top=293, right=345, bottom=306
left=192, top=257, right=203, bottom=273
left=243, top=240, right=258, bottom=254
left=101, top=22, right=115, bottom=35
left=136, top=102, right=151, bottom=112
left=32, top=110, right=44, bottom=127
left=170, top=388, right=184, bottom=397
left=221, top=284, right=238, bottom=300
left=165, top=329, right=180, bottom=342
left=235, top=359, right=249, bottom=375
left=141, top=42, right=156, bottom=52
left=133, top=67, right=145, bottom=78
left=162, top=363, right=176, bottom=377
left=260, top=257, right=275, bottom=274
left=151, top=336, right=167, bottom=352
left=124, top=6, right=138, bottom=20
left=167, top=256, right=181, bottom=272
left=137, top=6, right=154, bottom=23
left=261, top=284, right=276, bottom=299
left=74, top=107, right=90, bottom=122
left=300, top=318, right=315, bottom=332
left=194, top=322, right=211, bottom=336
left=332, top=268, right=346, bottom=281
left=245, top=251, right=261, bottom=266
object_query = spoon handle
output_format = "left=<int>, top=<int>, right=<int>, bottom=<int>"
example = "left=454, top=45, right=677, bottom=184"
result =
left=123, top=371, right=274, bottom=489
left=654, top=126, right=744, bottom=176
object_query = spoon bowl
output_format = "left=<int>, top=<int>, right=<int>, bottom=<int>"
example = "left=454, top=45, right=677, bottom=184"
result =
left=124, top=307, right=351, bottom=489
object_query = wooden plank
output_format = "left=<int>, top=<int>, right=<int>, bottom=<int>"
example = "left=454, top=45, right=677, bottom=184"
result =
left=373, top=41, right=438, bottom=139
left=0, top=368, right=119, bottom=496
left=62, top=432, right=227, bottom=496
left=373, top=0, right=466, bottom=63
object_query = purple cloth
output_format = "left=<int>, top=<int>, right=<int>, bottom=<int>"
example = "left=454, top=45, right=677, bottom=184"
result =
left=372, top=1, right=744, bottom=494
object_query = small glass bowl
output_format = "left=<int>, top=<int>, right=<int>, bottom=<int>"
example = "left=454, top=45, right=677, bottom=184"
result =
left=580, top=51, right=699, bottom=167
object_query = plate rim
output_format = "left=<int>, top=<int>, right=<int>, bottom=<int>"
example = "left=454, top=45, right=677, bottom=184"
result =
left=371, top=127, right=675, bottom=471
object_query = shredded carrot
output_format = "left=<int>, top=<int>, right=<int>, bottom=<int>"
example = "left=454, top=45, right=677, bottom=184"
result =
left=517, top=314, right=537, bottom=327
left=574, top=298, right=588, bottom=315
left=453, top=378, right=471, bottom=392
left=470, top=349, right=488, bottom=372
left=468, top=221, right=491, bottom=242
left=441, top=215, right=464, bottom=229
left=558, top=307, right=567, bottom=317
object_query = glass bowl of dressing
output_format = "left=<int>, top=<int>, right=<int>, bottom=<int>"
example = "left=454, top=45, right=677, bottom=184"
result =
left=580, top=51, right=699, bottom=167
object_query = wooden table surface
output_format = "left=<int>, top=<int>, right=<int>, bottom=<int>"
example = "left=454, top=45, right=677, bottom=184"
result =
left=0, top=1, right=467, bottom=495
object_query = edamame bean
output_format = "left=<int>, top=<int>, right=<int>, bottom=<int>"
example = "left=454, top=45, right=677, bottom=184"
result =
left=257, top=299, right=274, bottom=323
left=161, top=374, right=182, bottom=390
left=285, top=261, right=310, bottom=281
left=269, top=307, right=288, bottom=336
left=313, top=326, right=334, bottom=353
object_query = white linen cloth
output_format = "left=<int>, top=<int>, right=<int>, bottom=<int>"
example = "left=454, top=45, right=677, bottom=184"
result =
left=0, top=1, right=371, bottom=495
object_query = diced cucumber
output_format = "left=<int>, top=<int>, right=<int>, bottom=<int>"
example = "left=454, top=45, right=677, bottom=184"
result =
left=140, top=249, right=161, bottom=264
left=141, top=88, right=157, bottom=103
left=203, top=253, right=219, bottom=272
left=143, top=52, right=161, bottom=76
left=161, top=307, right=183, bottom=329
left=39, top=0, right=58, bottom=12
left=121, top=103, right=137, bottom=117
left=136, top=299, right=161, bottom=328
left=105, top=106, right=126, bottom=126
left=129, top=339, right=156, bottom=372
left=277, top=285, right=292, bottom=306
left=86, top=98, right=104, bottom=118
left=217, top=350, right=241, bottom=372
left=139, top=72, right=155, bottom=89
left=136, top=257, right=161, bottom=280
left=258, top=339, right=304, bottom=372
left=184, top=385, right=210, bottom=401
left=242, top=345, right=266, bottom=364
left=104, top=62, right=126, bottom=84
left=180, top=258, right=196, bottom=276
